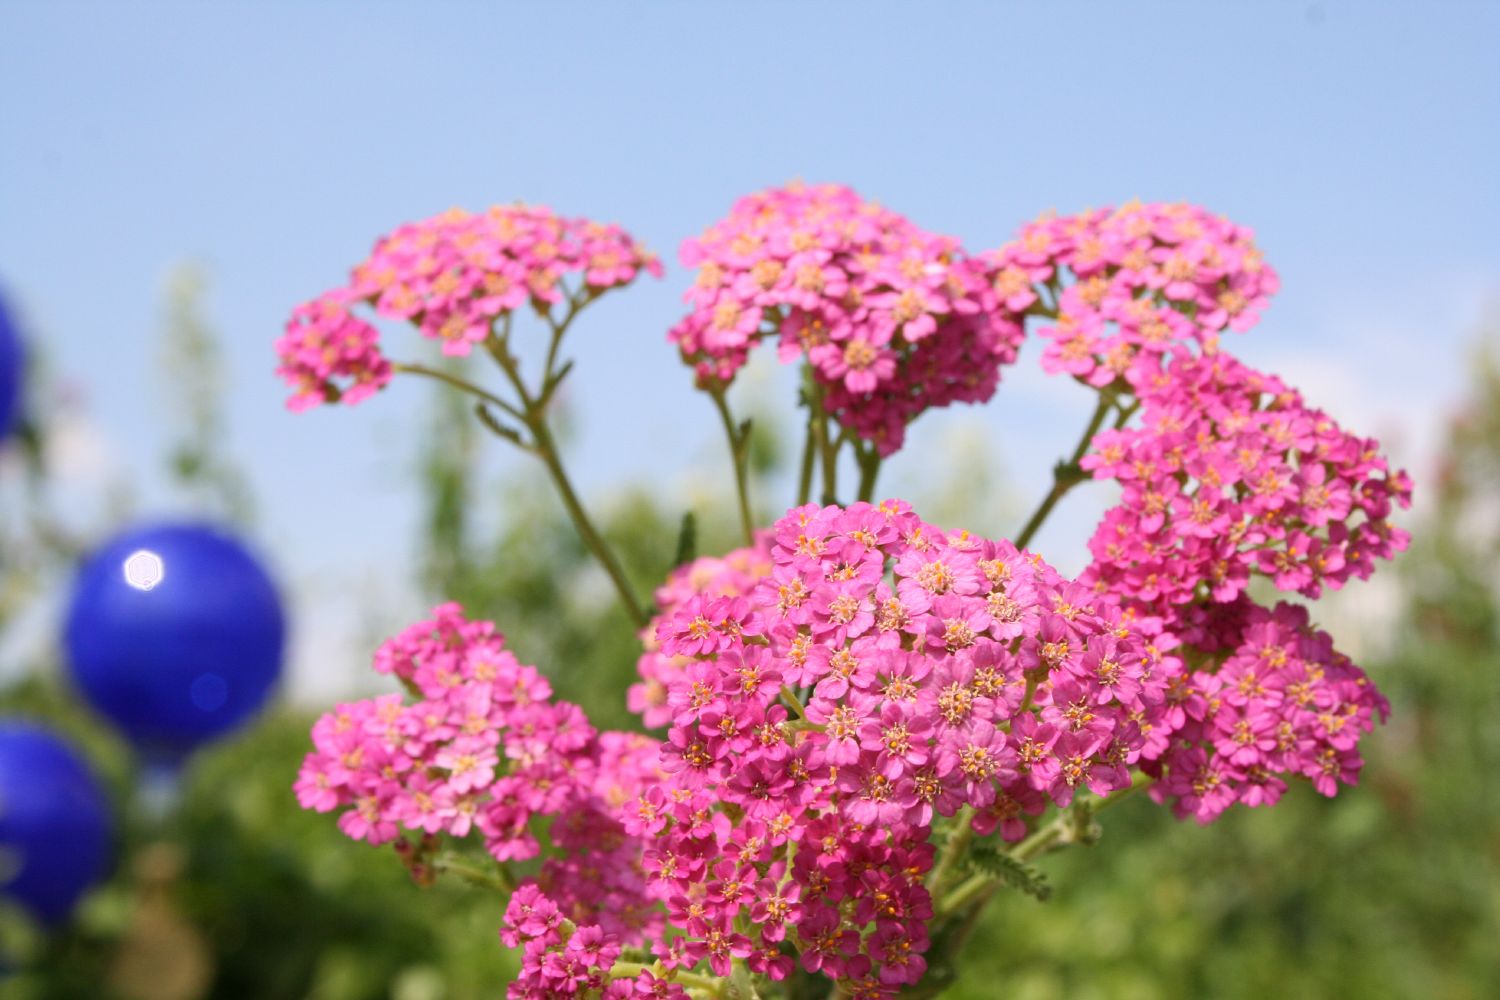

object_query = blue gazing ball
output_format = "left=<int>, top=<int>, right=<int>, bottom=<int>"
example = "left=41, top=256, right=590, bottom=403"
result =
left=64, top=523, right=286, bottom=762
left=0, top=291, right=23, bottom=439
left=0, top=722, right=112, bottom=924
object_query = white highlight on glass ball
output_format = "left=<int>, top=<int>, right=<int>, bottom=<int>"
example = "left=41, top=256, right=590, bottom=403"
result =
left=122, top=549, right=165, bottom=591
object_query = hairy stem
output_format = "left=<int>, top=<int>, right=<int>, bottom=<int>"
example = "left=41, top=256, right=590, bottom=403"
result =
left=431, top=854, right=515, bottom=893
left=925, top=806, right=976, bottom=895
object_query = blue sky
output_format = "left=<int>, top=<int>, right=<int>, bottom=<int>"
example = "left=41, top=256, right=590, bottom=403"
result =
left=1, top=1, right=1496, bottom=698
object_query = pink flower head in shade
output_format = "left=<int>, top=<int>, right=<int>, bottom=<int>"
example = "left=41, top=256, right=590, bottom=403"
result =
left=502, top=885, right=691, bottom=999
left=296, top=603, right=667, bottom=943
left=277, top=205, right=662, bottom=409
left=629, top=500, right=1159, bottom=994
left=670, top=182, right=1027, bottom=456
left=1139, top=597, right=1391, bottom=823
left=991, top=200, right=1280, bottom=393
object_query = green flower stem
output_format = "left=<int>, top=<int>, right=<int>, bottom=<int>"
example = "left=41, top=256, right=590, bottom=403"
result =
left=709, top=383, right=756, bottom=546
left=1013, top=391, right=1116, bottom=550
left=780, top=684, right=809, bottom=722
left=431, top=854, right=515, bottom=894
left=810, top=379, right=842, bottom=506
left=525, top=413, right=649, bottom=628
left=541, top=287, right=592, bottom=378
left=1026, top=276, right=1063, bottom=320
left=1012, top=814, right=1067, bottom=862
left=935, top=772, right=1156, bottom=919
left=937, top=872, right=997, bottom=921
left=854, top=440, right=883, bottom=504
left=796, top=409, right=817, bottom=507
left=932, top=818, right=1062, bottom=919
left=608, top=961, right=724, bottom=996
left=924, top=806, right=977, bottom=895
left=1091, top=769, right=1155, bottom=814
left=1018, top=672, right=1040, bottom=714
left=465, top=310, right=649, bottom=630
left=391, top=362, right=529, bottom=428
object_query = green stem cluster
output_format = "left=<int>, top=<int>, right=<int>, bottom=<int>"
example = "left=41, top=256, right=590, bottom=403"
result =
left=792, top=364, right=872, bottom=509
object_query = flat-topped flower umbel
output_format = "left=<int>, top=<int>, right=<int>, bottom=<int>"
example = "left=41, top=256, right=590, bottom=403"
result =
left=671, top=182, right=1026, bottom=456
left=276, top=205, right=660, bottom=411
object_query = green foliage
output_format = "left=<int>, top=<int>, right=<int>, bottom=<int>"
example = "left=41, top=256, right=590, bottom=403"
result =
left=964, top=846, right=1052, bottom=903
left=672, top=510, right=698, bottom=569
left=158, top=264, right=253, bottom=524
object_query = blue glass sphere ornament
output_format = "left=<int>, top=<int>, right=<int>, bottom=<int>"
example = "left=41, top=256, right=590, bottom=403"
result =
left=0, top=722, right=112, bottom=924
left=64, top=523, right=286, bottom=763
left=0, top=290, right=24, bottom=440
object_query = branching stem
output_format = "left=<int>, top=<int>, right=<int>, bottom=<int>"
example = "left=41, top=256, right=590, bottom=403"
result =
left=391, top=362, right=526, bottom=424
left=431, top=854, right=515, bottom=894
left=404, top=293, right=650, bottom=628
left=709, top=383, right=756, bottom=546
left=1014, top=391, right=1116, bottom=549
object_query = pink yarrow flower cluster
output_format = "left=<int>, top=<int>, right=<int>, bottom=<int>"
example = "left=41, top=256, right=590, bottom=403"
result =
left=276, top=290, right=394, bottom=410
left=501, top=885, right=688, bottom=1000
left=629, top=501, right=1158, bottom=995
left=995, top=201, right=1279, bottom=392
left=295, top=602, right=664, bottom=939
left=630, top=534, right=774, bottom=728
left=1081, top=348, right=1413, bottom=612
left=1135, top=597, right=1390, bottom=822
left=671, top=182, right=1026, bottom=455
left=276, top=205, right=662, bottom=411
left=990, top=201, right=1407, bottom=823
